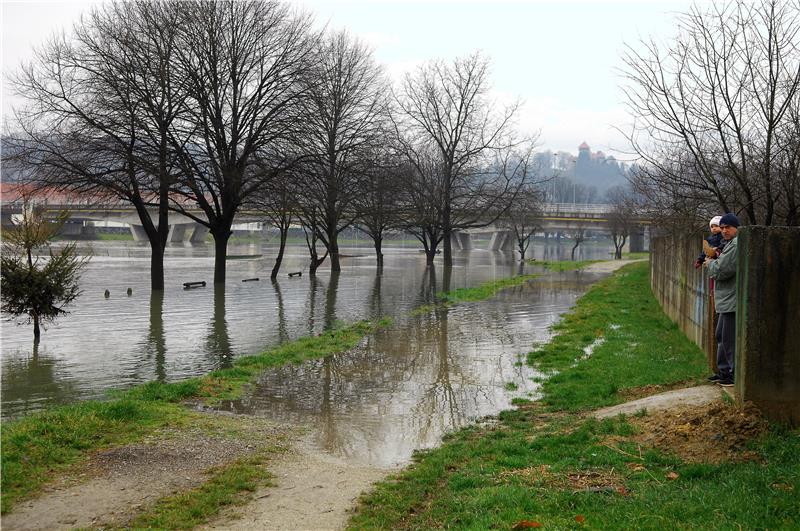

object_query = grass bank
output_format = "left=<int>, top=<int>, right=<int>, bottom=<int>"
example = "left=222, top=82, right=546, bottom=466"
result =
left=528, top=259, right=602, bottom=272
left=0, top=318, right=389, bottom=514
left=348, top=262, right=799, bottom=530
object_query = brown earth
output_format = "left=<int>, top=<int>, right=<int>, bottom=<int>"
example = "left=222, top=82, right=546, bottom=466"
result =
left=0, top=412, right=291, bottom=531
left=624, top=400, right=770, bottom=464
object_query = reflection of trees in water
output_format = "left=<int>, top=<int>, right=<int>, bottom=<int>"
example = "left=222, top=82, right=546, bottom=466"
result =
left=271, top=279, right=289, bottom=343
left=323, top=271, right=339, bottom=330
left=1, top=342, right=78, bottom=416
left=305, top=274, right=321, bottom=335
left=143, top=290, right=167, bottom=382
left=368, top=268, right=382, bottom=319
left=206, top=285, right=233, bottom=368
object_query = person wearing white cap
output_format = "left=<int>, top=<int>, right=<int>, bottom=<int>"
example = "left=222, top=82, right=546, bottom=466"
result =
left=693, top=215, right=725, bottom=269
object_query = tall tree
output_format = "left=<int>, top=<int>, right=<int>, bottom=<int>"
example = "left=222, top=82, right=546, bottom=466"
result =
left=7, top=1, right=187, bottom=290
left=622, top=0, right=800, bottom=226
left=168, top=0, right=316, bottom=284
left=394, top=52, right=531, bottom=265
left=295, top=31, right=390, bottom=272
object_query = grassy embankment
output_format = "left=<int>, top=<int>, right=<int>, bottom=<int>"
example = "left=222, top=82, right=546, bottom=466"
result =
left=349, top=261, right=800, bottom=530
left=0, top=318, right=389, bottom=515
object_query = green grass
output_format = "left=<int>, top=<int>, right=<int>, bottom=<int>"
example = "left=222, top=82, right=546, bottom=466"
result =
left=527, top=259, right=602, bottom=272
left=623, top=251, right=650, bottom=260
left=0, top=400, right=188, bottom=513
left=0, top=318, right=390, bottom=514
left=95, top=232, right=134, bottom=241
left=528, top=262, right=706, bottom=412
left=348, top=262, right=800, bottom=530
left=127, top=451, right=277, bottom=529
left=437, top=274, right=539, bottom=303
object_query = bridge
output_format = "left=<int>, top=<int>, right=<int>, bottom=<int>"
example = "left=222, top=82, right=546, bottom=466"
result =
left=1, top=185, right=648, bottom=251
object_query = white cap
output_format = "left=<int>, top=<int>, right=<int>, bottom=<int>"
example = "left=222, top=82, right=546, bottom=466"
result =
left=710, top=215, right=722, bottom=227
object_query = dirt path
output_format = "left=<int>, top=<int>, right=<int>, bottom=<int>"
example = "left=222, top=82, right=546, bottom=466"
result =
left=1, top=414, right=289, bottom=531
left=201, top=439, right=394, bottom=531
left=582, top=258, right=646, bottom=274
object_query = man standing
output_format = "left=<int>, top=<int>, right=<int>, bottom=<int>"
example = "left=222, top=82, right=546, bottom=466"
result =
left=705, top=213, right=740, bottom=387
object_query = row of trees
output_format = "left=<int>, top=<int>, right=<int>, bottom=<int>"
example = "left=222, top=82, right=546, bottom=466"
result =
left=622, top=0, right=800, bottom=230
left=5, top=0, right=540, bottom=290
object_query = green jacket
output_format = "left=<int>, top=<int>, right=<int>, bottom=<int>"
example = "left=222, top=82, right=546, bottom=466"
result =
left=707, top=235, right=738, bottom=313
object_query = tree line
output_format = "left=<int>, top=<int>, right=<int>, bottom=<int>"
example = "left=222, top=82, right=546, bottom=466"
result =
left=622, top=0, right=800, bottom=231
left=4, top=0, right=540, bottom=290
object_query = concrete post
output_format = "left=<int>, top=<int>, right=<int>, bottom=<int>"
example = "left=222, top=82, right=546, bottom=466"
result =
left=167, top=224, right=188, bottom=242
left=189, top=223, right=209, bottom=243
left=129, top=224, right=148, bottom=241
left=629, top=226, right=646, bottom=253
left=736, top=226, right=800, bottom=426
left=451, top=231, right=472, bottom=251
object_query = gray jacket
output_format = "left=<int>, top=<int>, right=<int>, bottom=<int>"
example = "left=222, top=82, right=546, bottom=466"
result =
left=707, top=235, right=738, bottom=313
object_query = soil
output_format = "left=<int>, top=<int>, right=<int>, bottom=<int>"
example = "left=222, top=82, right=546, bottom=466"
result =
left=1, top=412, right=289, bottom=531
left=623, top=400, right=770, bottom=464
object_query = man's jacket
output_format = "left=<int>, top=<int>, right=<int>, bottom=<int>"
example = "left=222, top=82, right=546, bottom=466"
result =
left=707, top=236, right=738, bottom=313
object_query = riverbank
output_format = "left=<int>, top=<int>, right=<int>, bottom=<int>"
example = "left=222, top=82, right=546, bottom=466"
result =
left=0, top=265, right=555, bottom=527
left=348, top=261, right=800, bottom=530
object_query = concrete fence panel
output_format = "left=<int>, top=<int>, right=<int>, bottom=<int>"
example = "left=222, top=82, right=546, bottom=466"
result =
left=650, top=236, right=716, bottom=369
left=736, top=226, right=800, bottom=425
left=651, top=227, right=800, bottom=426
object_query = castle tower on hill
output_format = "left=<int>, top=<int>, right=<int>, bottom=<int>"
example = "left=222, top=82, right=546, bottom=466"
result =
left=576, top=141, right=592, bottom=178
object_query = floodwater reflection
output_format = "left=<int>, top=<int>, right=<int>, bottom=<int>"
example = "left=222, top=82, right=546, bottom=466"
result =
left=1, top=242, right=613, bottom=419
left=222, top=275, right=598, bottom=467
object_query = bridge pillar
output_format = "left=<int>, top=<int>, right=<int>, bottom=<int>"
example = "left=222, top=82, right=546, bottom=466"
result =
left=130, top=224, right=148, bottom=241
left=189, top=223, right=209, bottom=243
left=168, top=223, right=189, bottom=242
left=489, top=230, right=515, bottom=251
left=451, top=231, right=472, bottom=251
left=628, top=226, right=647, bottom=253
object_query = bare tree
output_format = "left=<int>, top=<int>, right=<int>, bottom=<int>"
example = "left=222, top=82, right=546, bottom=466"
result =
left=605, top=185, right=638, bottom=259
left=394, top=52, right=531, bottom=266
left=246, top=168, right=296, bottom=279
left=570, top=228, right=586, bottom=261
left=168, top=0, right=316, bottom=284
left=294, top=30, right=391, bottom=272
left=355, top=150, right=403, bottom=267
left=621, top=0, right=800, bottom=226
left=502, top=185, right=543, bottom=261
left=6, top=1, right=187, bottom=290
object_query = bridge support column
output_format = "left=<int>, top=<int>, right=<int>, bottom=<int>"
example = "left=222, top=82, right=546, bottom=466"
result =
left=189, top=223, right=209, bottom=243
left=627, top=226, right=647, bottom=253
left=451, top=231, right=472, bottom=251
left=168, top=224, right=188, bottom=243
left=489, top=230, right=515, bottom=251
left=129, top=224, right=148, bottom=241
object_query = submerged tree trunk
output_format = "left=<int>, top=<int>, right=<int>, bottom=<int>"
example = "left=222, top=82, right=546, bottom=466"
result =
left=212, top=229, right=232, bottom=284
left=373, top=235, right=384, bottom=268
left=271, top=228, right=288, bottom=280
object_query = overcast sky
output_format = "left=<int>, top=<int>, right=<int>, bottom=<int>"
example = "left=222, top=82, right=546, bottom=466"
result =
left=1, top=0, right=695, bottom=156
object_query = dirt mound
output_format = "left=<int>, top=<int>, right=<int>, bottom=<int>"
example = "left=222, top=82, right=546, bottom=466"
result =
left=627, top=401, right=769, bottom=464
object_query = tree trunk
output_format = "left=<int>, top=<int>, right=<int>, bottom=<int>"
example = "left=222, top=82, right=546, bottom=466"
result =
left=33, top=313, right=41, bottom=341
left=150, top=242, right=165, bottom=291
left=212, top=228, right=232, bottom=284
left=329, top=234, right=341, bottom=272
left=373, top=235, right=383, bottom=268
left=271, top=228, right=288, bottom=280
left=571, top=240, right=580, bottom=261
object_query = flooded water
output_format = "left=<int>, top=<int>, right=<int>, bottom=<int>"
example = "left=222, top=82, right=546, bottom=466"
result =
left=1, top=238, right=614, bottom=442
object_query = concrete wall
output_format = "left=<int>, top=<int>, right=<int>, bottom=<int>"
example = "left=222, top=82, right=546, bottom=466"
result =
left=651, top=227, right=800, bottom=426
left=736, top=227, right=800, bottom=425
left=650, top=236, right=717, bottom=369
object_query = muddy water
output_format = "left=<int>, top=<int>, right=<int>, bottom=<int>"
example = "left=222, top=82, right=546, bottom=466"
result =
left=219, top=274, right=601, bottom=468
left=1, top=240, right=612, bottom=419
